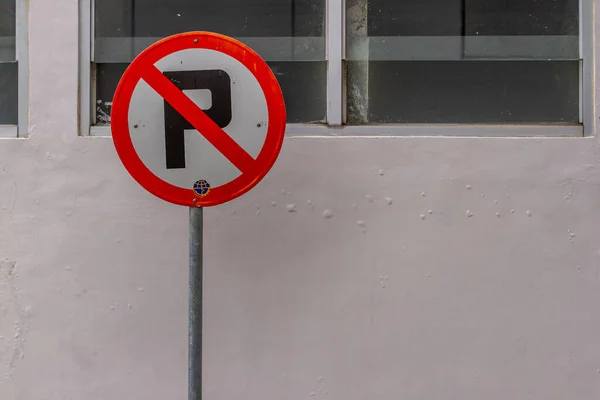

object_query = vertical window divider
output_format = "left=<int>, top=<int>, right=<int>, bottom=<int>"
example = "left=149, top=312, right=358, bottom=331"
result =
left=79, top=0, right=92, bottom=136
left=579, top=0, right=584, bottom=125
left=326, top=0, right=344, bottom=126
left=16, top=0, right=28, bottom=137
left=581, top=0, right=593, bottom=136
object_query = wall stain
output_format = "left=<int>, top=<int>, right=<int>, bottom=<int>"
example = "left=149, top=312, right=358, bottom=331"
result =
left=0, top=261, right=27, bottom=383
left=0, top=165, right=18, bottom=215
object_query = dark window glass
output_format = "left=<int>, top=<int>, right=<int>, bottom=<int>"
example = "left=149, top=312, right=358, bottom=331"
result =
left=0, top=0, right=17, bottom=125
left=94, top=0, right=326, bottom=124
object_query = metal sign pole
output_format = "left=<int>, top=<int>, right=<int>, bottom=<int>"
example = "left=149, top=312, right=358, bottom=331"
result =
left=189, top=207, right=203, bottom=400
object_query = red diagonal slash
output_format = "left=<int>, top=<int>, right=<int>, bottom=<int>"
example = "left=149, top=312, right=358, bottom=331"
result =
left=142, top=65, right=255, bottom=174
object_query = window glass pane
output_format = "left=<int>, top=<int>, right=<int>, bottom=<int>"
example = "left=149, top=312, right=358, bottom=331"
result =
left=0, top=0, right=15, bottom=61
left=0, top=0, right=17, bottom=125
left=346, top=0, right=580, bottom=124
left=0, top=63, right=18, bottom=124
left=94, top=0, right=326, bottom=124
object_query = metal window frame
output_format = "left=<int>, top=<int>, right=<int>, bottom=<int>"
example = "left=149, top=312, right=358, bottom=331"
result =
left=581, top=0, right=594, bottom=136
left=326, top=0, right=344, bottom=126
left=78, top=0, right=92, bottom=136
left=80, top=0, right=592, bottom=138
left=0, top=0, right=29, bottom=138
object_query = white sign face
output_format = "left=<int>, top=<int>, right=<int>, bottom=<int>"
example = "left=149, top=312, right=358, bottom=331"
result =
left=128, top=48, right=269, bottom=189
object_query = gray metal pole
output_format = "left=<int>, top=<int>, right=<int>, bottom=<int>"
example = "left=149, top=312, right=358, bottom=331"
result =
left=189, top=207, right=203, bottom=400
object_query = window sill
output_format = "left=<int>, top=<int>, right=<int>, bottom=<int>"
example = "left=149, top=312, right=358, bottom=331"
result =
left=90, top=123, right=584, bottom=138
left=286, top=124, right=584, bottom=137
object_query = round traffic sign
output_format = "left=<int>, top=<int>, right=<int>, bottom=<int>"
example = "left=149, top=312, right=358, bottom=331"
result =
left=111, top=32, right=286, bottom=207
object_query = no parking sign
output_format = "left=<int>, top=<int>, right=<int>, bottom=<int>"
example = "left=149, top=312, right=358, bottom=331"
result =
left=111, top=31, right=286, bottom=207
left=110, top=32, right=287, bottom=400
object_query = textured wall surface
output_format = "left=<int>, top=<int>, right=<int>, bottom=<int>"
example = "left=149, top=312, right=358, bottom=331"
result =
left=1, top=1, right=600, bottom=399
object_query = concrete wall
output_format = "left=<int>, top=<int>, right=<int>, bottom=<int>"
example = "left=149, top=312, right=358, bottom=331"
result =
left=1, top=1, right=600, bottom=399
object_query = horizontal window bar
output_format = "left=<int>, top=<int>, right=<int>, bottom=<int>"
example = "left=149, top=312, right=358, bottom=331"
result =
left=90, top=123, right=583, bottom=138
left=0, top=37, right=16, bottom=62
left=94, top=36, right=326, bottom=63
left=0, top=125, right=18, bottom=138
left=346, top=35, right=579, bottom=61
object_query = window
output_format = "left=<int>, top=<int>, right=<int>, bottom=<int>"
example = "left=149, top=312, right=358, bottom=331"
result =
left=346, top=0, right=584, bottom=126
left=85, top=0, right=326, bottom=133
left=0, top=0, right=27, bottom=137
left=82, top=0, right=591, bottom=136
left=0, top=0, right=17, bottom=127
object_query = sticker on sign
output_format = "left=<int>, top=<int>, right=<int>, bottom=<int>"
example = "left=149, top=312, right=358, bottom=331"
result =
left=111, top=32, right=286, bottom=207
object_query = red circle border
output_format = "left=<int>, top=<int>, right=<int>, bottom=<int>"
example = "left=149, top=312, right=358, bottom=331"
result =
left=111, top=32, right=286, bottom=207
